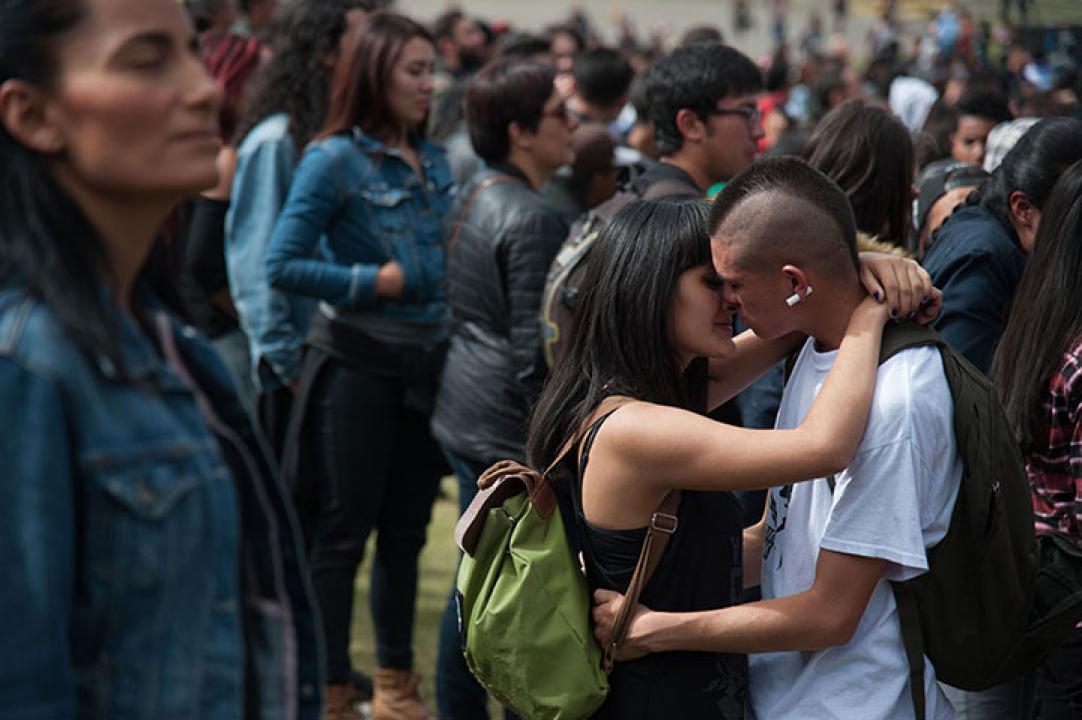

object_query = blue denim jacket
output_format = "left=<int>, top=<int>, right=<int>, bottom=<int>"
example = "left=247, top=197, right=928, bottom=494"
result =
left=0, top=284, right=321, bottom=720
left=266, top=128, right=453, bottom=325
left=226, top=113, right=315, bottom=391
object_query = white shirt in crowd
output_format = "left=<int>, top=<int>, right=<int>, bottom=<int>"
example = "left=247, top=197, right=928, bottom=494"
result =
left=749, top=338, right=962, bottom=720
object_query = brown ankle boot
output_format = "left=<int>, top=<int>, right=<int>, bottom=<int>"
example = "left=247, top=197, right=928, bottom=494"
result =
left=370, top=669, right=435, bottom=720
left=323, top=683, right=364, bottom=720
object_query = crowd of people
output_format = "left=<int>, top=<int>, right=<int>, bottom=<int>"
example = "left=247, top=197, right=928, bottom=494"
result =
left=0, top=0, right=1080, bottom=719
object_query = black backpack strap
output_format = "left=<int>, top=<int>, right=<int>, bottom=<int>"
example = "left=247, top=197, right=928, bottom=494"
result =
left=817, top=322, right=940, bottom=719
left=879, top=323, right=944, bottom=720
left=878, top=322, right=943, bottom=364
left=878, top=323, right=940, bottom=720
left=894, top=582, right=927, bottom=720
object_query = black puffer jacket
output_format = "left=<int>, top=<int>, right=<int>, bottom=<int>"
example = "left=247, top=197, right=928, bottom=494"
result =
left=431, top=164, right=569, bottom=463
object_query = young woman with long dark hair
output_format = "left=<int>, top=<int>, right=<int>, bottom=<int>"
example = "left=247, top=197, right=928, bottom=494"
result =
left=266, top=11, right=451, bottom=719
left=525, top=196, right=935, bottom=719
left=0, top=0, right=319, bottom=717
left=992, top=160, right=1082, bottom=720
left=801, top=98, right=915, bottom=250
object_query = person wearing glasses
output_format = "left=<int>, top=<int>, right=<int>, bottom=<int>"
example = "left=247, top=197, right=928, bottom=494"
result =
left=635, top=42, right=765, bottom=200
left=543, top=42, right=765, bottom=376
left=429, top=57, right=578, bottom=720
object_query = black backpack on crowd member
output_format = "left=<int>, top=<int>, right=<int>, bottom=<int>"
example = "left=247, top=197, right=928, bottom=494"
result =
left=871, top=323, right=1082, bottom=720
left=540, top=176, right=694, bottom=368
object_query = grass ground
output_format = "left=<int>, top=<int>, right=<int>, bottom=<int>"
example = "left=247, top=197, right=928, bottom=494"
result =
left=349, top=476, right=502, bottom=715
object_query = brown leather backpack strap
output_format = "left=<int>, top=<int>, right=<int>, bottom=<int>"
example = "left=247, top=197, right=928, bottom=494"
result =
left=602, top=488, right=682, bottom=673
left=446, top=174, right=517, bottom=254
left=456, top=429, right=582, bottom=558
left=456, top=459, right=560, bottom=556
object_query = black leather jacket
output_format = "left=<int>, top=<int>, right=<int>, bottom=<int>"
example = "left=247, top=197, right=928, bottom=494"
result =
left=431, top=164, right=569, bottom=463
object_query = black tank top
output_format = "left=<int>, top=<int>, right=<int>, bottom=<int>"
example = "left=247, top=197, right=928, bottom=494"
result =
left=572, top=410, right=748, bottom=719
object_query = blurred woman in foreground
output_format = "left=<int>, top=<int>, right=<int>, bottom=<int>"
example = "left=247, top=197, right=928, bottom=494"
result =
left=0, top=0, right=319, bottom=717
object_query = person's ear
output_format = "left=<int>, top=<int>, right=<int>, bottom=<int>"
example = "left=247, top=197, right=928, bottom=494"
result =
left=781, top=264, right=813, bottom=306
left=1008, top=190, right=1035, bottom=229
left=674, top=108, right=706, bottom=144
left=0, top=79, right=64, bottom=154
left=508, top=120, right=534, bottom=152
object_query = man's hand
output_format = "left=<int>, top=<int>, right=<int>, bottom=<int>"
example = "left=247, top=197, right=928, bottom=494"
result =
left=592, top=589, right=652, bottom=663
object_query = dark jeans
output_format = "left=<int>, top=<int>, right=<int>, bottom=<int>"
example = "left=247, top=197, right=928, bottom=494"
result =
left=1033, top=630, right=1082, bottom=719
left=210, top=328, right=256, bottom=416
left=306, top=360, right=443, bottom=682
left=436, top=448, right=491, bottom=719
left=436, top=448, right=516, bottom=720
left=255, top=381, right=293, bottom=464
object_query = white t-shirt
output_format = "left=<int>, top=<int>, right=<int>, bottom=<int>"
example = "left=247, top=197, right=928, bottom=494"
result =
left=748, top=338, right=962, bottom=720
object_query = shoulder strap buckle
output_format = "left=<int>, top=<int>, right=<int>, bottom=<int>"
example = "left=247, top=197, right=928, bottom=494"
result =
left=650, top=511, right=678, bottom=534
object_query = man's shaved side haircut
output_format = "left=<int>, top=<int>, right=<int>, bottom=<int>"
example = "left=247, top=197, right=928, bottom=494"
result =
left=708, top=157, right=859, bottom=273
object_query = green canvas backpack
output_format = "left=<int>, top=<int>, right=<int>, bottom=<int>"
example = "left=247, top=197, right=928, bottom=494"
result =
left=874, top=323, right=1082, bottom=719
left=454, top=429, right=680, bottom=719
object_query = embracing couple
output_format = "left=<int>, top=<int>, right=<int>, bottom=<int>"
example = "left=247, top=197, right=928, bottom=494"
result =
left=528, top=156, right=956, bottom=719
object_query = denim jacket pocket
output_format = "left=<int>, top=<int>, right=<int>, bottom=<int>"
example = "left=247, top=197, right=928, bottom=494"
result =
left=356, top=185, right=424, bottom=282
left=358, top=185, right=412, bottom=219
left=82, top=446, right=237, bottom=717
left=359, top=186, right=412, bottom=208
left=85, top=446, right=226, bottom=595
left=96, top=461, right=203, bottom=520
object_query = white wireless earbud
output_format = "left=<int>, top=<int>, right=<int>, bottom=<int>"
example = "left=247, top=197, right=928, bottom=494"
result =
left=785, top=285, right=813, bottom=307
